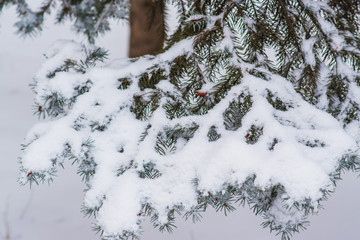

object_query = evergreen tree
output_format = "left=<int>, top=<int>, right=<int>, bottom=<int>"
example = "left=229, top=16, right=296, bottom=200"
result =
left=2, top=1, right=360, bottom=240
left=0, top=0, right=128, bottom=43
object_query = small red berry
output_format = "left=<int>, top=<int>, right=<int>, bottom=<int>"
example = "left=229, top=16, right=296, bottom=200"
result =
left=27, top=171, right=33, bottom=177
left=190, top=17, right=204, bottom=22
left=194, top=90, right=207, bottom=97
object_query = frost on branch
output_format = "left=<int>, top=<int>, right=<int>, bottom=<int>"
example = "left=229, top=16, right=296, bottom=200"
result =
left=19, top=1, right=360, bottom=240
left=0, top=0, right=128, bottom=43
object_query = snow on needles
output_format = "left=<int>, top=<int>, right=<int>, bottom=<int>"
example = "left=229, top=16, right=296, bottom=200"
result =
left=18, top=37, right=358, bottom=238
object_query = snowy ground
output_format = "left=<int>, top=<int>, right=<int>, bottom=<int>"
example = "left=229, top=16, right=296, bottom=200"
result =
left=1, top=6, right=360, bottom=240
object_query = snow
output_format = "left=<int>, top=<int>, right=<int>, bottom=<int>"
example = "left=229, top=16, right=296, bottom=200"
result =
left=302, top=38, right=317, bottom=67
left=1, top=1, right=360, bottom=240
left=98, top=173, right=142, bottom=235
left=18, top=34, right=358, bottom=236
left=0, top=6, right=127, bottom=240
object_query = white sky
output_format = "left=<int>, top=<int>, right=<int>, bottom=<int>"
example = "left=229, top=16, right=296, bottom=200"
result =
left=0, top=4, right=359, bottom=240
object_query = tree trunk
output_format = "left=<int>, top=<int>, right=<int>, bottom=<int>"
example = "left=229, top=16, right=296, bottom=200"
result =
left=129, top=0, right=165, bottom=58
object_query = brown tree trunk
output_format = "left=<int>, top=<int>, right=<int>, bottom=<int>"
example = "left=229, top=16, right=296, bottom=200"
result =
left=129, top=0, right=165, bottom=58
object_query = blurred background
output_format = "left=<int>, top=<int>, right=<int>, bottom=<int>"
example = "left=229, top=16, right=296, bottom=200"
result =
left=0, top=4, right=360, bottom=240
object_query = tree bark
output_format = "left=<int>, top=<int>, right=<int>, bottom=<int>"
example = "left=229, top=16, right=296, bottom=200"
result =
left=129, top=0, right=165, bottom=58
